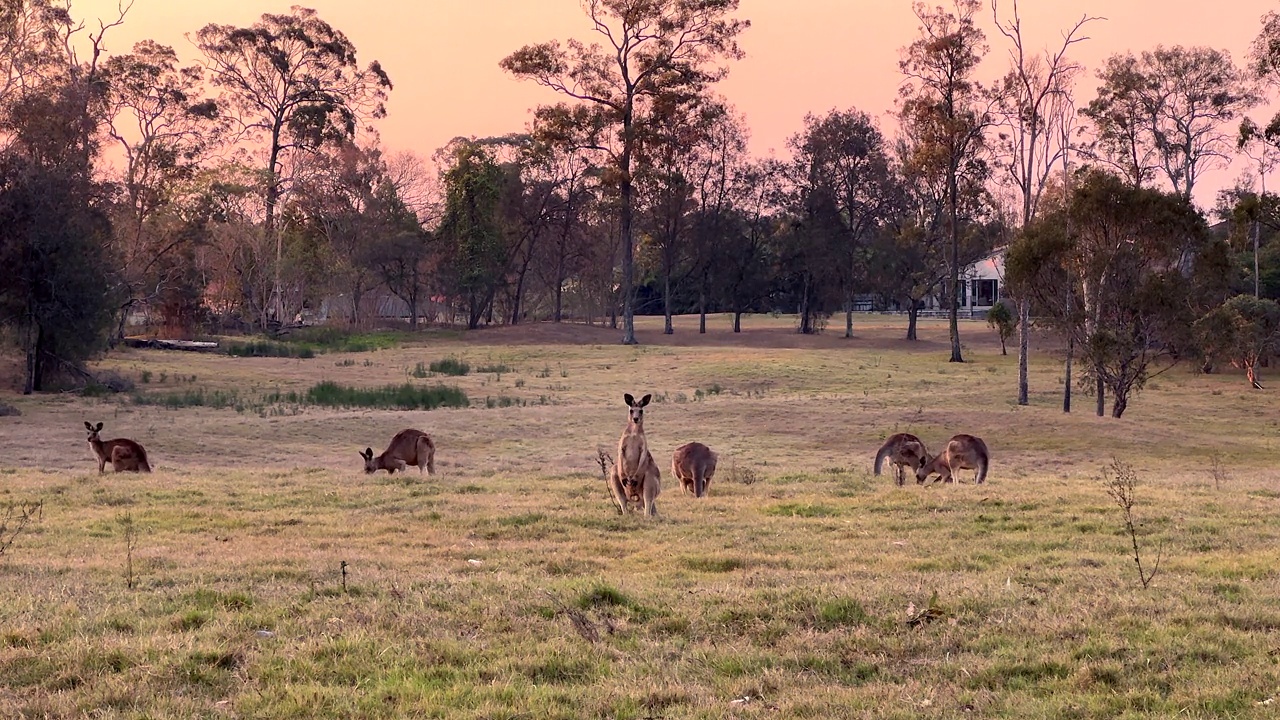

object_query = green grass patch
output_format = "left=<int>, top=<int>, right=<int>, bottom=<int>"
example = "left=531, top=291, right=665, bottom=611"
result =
left=304, top=381, right=469, bottom=410
left=762, top=503, right=841, bottom=518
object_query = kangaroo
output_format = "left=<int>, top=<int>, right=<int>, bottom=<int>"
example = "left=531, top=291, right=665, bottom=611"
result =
left=916, top=434, right=989, bottom=485
left=672, top=442, right=717, bottom=498
left=609, top=393, right=660, bottom=516
left=361, top=429, right=435, bottom=475
left=873, top=433, right=929, bottom=487
left=84, top=421, right=151, bottom=474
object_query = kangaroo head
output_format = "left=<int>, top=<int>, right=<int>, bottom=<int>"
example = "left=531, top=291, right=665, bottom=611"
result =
left=360, top=447, right=377, bottom=473
left=84, top=421, right=104, bottom=443
left=915, top=454, right=934, bottom=483
left=623, top=393, right=651, bottom=426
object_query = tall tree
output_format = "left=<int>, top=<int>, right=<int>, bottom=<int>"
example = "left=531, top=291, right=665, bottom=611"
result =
left=899, top=0, right=993, bottom=362
left=989, top=0, right=1095, bottom=406
left=789, top=108, right=899, bottom=338
left=435, top=141, right=510, bottom=330
left=1084, top=46, right=1255, bottom=203
left=102, top=41, right=221, bottom=340
left=501, top=0, right=748, bottom=345
left=0, top=85, right=114, bottom=392
left=195, top=7, right=391, bottom=326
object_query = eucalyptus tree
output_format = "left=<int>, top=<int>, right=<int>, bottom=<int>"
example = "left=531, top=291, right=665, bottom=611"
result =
left=899, top=0, right=993, bottom=362
left=195, top=7, right=391, bottom=325
left=101, top=41, right=222, bottom=339
left=501, top=0, right=748, bottom=345
left=1084, top=46, right=1254, bottom=203
left=789, top=108, right=900, bottom=338
left=1006, top=169, right=1214, bottom=418
left=989, top=0, right=1095, bottom=405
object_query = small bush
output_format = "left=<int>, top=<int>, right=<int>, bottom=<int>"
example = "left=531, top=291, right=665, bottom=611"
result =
left=476, top=363, right=513, bottom=374
left=429, top=357, right=470, bottom=376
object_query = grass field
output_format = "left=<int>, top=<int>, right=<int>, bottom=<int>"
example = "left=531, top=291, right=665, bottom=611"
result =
left=1, top=314, right=1279, bottom=719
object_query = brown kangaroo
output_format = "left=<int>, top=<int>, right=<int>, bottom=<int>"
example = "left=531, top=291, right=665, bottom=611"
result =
left=916, top=434, right=989, bottom=485
left=609, top=393, right=660, bottom=516
left=85, top=421, right=151, bottom=473
left=361, top=429, right=435, bottom=475
left=873, top=433, right=929, bottom=487
left=672, top=442, right=717, bottom=498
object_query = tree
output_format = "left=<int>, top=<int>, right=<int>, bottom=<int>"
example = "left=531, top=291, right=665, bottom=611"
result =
left=501, top=0, right=748, bottom=345
left=789, top=108, right=899, bottom=338
left=434, top=141, right=510, bottom=329
left=899, top=0, right=993, bottom=362
left=1195, top=295, right=1280, bottom=388
left=1084, top=47, right=1255, bottom=203
left=990, top=0, right=1094, bottom=405
left=195, top=7, right=391, bottom=326
left=718, top=159, right=781, bottom=333
left=101, top=41, right=222, bottom=340
left=0, top=0, right=75, bottom=115
left=1006, top=169, right=1212, bottom=418
left=0, top=88, right=114, bottom=392
left=986, top=300, right=1015, bottom=354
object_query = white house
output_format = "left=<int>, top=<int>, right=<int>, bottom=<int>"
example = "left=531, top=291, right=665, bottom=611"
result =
left=918, top=247, right=1006, bottom=317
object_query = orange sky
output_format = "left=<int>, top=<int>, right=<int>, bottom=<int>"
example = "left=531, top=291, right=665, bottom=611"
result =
left=74, top=0, right=1280, bottom=208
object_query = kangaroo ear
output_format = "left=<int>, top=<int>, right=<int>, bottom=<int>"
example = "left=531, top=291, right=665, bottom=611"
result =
left=624, top=393, right=635, bottom=407
left=639, top=394, right=651, bottom=407
left=363, top=448, right=373, bottom=459
left=95, top=422, right=104, bottom=432
left=85, top=421, right=94, bottom=431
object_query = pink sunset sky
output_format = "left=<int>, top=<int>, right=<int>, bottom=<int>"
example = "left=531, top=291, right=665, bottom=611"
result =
left=73, top=0, right=1280, bottom=209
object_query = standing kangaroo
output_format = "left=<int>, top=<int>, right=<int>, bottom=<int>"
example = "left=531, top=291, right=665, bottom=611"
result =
left=609, top=393, right=660, bottom=516
left=916, top=434, right=989, bottom=485
left=873, top=433, right=929, bottom=487
left=85, top=421, right=151, bottom=473
left=672, top=442, right=717, bottom=498
left=361, top=429, right=435, bottom=475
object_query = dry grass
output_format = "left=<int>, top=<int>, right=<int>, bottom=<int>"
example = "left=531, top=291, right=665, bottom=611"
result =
left=1, top=315, right=1279, bottom=718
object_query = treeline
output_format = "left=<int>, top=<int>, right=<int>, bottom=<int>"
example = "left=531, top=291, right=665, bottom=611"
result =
left=2, top=0, right=1280, bottom=415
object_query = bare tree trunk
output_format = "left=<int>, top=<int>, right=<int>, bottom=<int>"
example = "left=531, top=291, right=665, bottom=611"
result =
left=948, top=171, right=963, bottom=362
left=844, top=294, right=854, bottom=339
left=620, top=129, right=637, bottom=345
left=906, top=299, right=920, bottom=341
left=1017, top=297, right=1029, bottom=404
left=698, top=281, right=707, bottom=334
left=663, top=271, right=673, bottom=334
left=734, top=310, right=742, bottom=333
left=1096, top=374, right=1105, bottom=417
left=1063, top=332, right=1073, bottom=412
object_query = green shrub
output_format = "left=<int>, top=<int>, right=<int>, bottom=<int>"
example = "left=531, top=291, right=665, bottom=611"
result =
left=429, top=357, right=470, bottom=376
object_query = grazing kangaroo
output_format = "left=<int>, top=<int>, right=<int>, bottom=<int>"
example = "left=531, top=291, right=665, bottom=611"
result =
left=362, top=429, right=435, bottom=475
left=84, top=421, right=151, bottom=473
left=873, top=433, right=929, bottom=487
left=916, top=434, right=989, bottom=485
left=672, top=442, right=717, bottom=498
left=609, top=393, right=661, bottom=516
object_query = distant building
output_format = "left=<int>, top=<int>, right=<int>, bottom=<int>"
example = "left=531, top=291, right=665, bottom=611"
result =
left=918, top=247, right=1005, bottom=318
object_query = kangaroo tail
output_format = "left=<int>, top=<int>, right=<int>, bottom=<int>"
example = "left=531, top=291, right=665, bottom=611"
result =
left=873, top=443, right=890, bottom=475
left=137, top=446, right=152, bottom=472
left=694, top=470, right=706, bottom=498
left=976, top=453, right=988, bottom=484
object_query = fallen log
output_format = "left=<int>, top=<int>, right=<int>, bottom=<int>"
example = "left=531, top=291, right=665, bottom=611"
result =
left=122, top=337, right=220, bottom=352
